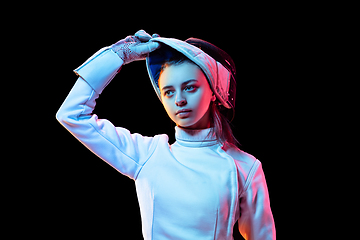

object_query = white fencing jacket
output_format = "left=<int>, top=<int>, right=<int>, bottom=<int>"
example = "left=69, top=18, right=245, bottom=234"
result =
left=56, top=47, right=275, bottom=240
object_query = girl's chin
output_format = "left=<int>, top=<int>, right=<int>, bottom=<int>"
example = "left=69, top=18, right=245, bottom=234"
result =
left=172, top=114, right=209, bottom=129
left=176, top=119, right=208, bottom=130
left=176, top=122, right=194, bottom=128
left=175, top=119, right=197, bottom=128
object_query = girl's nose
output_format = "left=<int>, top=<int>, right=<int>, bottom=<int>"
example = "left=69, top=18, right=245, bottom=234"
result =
left=175, top=94, right=187, bottom=107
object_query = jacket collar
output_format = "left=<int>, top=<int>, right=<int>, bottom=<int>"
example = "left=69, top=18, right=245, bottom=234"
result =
left=174, top=126, right=218, bottom=148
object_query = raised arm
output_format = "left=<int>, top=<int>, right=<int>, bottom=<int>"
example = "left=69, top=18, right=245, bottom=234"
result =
left=56, top=30, right=160, bottom=180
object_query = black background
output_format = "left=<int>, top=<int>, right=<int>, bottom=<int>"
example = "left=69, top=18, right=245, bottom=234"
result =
left=17, top=3, right=320, bottom=239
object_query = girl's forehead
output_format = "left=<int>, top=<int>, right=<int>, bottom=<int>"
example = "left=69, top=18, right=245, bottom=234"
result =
left=159, top=62, right=207, bottom=88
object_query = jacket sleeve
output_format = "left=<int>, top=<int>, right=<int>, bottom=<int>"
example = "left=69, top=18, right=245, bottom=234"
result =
left=238, top=160, right=276, bottom=240
left=56, top=47, right=160, bottom=180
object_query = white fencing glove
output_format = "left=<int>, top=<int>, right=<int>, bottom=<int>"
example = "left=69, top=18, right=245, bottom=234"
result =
left=111, top=30, right=160, bottom=65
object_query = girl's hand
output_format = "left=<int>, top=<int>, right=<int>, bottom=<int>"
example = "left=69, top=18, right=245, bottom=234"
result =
left=111, top=30, right=160, bottom=65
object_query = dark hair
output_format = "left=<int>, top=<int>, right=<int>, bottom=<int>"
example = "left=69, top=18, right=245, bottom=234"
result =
left=160, top=50, right=239, bottom=147
left=209, top=101, right=239, bottom=147
left=159, top=50, right=190, bottom=73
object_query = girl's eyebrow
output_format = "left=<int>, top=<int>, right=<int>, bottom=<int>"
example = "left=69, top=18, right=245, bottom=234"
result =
left=161, top=79, right=198, bottom=91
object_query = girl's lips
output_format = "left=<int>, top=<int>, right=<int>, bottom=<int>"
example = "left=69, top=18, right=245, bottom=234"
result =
left=175, top=109, right=192, bottom=118
left=177, top=111, right=191, bottom=118
left=175, top=109, right=192, bottom=115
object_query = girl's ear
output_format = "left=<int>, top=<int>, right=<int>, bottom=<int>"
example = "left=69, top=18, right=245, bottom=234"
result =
left=211, top=93, right=216, bottom=102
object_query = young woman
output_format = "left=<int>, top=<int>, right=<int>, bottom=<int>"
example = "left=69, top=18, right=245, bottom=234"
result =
left=56, top=30, right=275, bottom=240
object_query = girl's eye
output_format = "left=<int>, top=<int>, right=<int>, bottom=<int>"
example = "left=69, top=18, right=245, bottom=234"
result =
left=184, top=85, right=196, bottom=92
left=164, top=90, right=174, bottom=97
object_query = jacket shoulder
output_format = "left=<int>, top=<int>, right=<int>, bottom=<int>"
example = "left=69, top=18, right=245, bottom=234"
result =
left=224, top=146, right=258, bottom=168
left=223, top=146, right=260, bottom=189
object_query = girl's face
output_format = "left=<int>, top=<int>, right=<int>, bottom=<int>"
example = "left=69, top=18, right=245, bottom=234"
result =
left=159, top=61, right=215, bottom=129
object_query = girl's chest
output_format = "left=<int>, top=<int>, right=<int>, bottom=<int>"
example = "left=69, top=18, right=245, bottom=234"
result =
left=141, top=145, right=236, bottom=216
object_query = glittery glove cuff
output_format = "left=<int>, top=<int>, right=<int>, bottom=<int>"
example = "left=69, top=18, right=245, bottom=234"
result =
left=111, top=30, right=160, bottom=65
